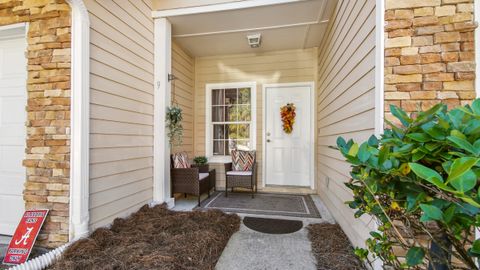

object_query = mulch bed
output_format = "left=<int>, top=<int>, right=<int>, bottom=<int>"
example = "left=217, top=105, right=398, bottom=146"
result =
left=50, top=204, right=240, bottom=270
left=307, top=223, right=366, bottom=270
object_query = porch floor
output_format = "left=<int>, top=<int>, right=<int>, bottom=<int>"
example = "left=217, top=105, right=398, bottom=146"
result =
left=172, top=193, right=335, bottom=270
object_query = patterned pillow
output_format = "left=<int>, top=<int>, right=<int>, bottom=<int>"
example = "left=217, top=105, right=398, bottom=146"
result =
left=172, top=152, right=190, bottom=168
left=231, top=149, right=255, bottom=171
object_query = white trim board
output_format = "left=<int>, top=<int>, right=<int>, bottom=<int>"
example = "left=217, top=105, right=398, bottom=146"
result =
left=374, top=0, right=385, bottom=137
left=372, top=1, right=385, bottom=269
left=66, top=0, right=90, bottom=241
left=205, top=82, right=257, bottom=163
left=152, top=0, right=310, bottom=18
left=261, top=82, right=315, bottom=190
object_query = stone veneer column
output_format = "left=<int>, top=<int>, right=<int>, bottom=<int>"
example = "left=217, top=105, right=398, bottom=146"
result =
left=384, top=0, right=476, bottom=122
left=0, top=0, right=71, bottom=248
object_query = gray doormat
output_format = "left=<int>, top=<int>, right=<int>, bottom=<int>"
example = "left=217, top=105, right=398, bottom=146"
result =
left=196, top=192, right=321, bottom=218
left=243, top=216, right=303, bottom=234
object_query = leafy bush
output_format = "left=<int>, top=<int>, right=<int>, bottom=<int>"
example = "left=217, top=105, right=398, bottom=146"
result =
left=336, top=100, right=480, bottom=269
left=193, top=156, right=208, bottom=165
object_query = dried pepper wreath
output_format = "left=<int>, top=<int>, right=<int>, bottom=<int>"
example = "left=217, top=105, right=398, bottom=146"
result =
left=280, top=103, right=296, bottom=134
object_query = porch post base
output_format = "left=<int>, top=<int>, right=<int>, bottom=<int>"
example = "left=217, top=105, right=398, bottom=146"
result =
left=149, top=197, right=175, bottom=209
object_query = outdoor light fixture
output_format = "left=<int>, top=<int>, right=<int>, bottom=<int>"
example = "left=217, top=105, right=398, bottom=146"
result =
left=247, top=33, right=261, bottom=48
left=168, top=73, right=177, bottom=82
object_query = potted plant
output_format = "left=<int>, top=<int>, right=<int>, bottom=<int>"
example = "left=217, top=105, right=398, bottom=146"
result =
left=192, top=156, right=209, bottom=173
left=166, top=105, right=183, bottom=148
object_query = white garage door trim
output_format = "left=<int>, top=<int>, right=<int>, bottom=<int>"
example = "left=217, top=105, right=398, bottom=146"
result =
left=262, top=82, right=315, bottom=190
left=0, top=23, right=27, bottom=40
left=0, top=22, right=28, bottom=236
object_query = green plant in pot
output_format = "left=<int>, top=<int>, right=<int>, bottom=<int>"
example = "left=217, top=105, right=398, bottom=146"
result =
left=335, top=99, right=480, bottom=269
left=192, top=156, right=209, bottom=173
left=166, top=105, right=183, bottom=148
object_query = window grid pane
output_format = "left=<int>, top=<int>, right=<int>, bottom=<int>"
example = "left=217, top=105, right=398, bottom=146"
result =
left=212, top=89, right=224, bottom=106
left=225, top=88, right=237, bottom=105
left=211, top=87, right=252, bottom=156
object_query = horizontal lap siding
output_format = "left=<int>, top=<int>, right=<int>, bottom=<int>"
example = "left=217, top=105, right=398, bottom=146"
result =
left=172, top=42, right=195, bottom=157
left=194, top=49, right=317, bottom=188
left=316, top=0, right=376, bottom=248
left=85, top=0, right=154, bottom=229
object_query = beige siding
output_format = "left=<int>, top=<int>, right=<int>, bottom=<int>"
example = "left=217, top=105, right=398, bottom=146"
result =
left=316, top=0, right=376, bottom=248
left=172, top=42, right=195, bottom=157
left=85, top=0, right=154, bottom=229
left=194, top=48, right=317, bottom=188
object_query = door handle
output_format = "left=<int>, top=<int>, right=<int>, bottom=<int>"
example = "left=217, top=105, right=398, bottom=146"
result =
left=267, top=139, right=271, bottom=143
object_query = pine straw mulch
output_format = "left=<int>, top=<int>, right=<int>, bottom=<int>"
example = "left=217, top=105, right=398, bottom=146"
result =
left=307, top=223, right=366, bottom=270
left=50, top=204, right=240, bottom=270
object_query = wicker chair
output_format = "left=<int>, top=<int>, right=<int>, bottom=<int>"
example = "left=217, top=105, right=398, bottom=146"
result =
left=170, top=156, right=213, bottom=206
left=192, top=164, right=216, bottom=192
left=224, top=154, right=257, bottom=198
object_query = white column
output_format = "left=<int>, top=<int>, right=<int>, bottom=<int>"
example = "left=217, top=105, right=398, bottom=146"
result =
left=153, top=18, right=174, bottom=207
left=67, top=0, right=90, bottom=241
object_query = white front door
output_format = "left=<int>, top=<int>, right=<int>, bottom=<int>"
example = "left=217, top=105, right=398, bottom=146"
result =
left=0, top=27, right=27, bottom=235
left=264, top=83, right=313, bottom=187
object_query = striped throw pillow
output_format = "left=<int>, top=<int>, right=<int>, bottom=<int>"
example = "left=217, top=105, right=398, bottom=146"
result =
left=172, top=152, right=190, bottom=168
left=231, top=149, right=255, bottom=171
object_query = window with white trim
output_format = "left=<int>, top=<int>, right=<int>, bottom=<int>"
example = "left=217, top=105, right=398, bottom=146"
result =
left=206, top=83, right=256, bottom=159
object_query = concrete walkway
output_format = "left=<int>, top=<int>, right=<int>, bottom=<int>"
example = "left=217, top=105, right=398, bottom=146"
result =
left=215, top=221, right=316, bottom=270
left=213, top=195, right=335, bottom=270
left=172, top=194, right=335, bottom=270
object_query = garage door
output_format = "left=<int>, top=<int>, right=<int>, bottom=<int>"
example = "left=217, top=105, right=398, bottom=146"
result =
left=0, top=25, right=27, bottom=235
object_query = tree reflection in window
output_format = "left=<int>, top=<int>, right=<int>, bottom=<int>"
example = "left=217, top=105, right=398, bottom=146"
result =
left=212, top=87, right=252, bottom=155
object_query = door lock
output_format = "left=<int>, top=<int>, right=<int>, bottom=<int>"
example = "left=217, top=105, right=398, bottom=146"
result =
left=267, top=139, right=271, bottom=143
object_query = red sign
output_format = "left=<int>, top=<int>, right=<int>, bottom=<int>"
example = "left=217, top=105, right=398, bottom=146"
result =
left=2, top=210, right=49, bottom=265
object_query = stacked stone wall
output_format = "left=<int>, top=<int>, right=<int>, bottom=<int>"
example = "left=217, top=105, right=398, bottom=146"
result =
left=385, top=0, right=476, bottom=121
left=0, top=0, right=71, bottom=247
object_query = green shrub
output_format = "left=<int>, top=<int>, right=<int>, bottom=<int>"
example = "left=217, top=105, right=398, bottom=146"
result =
left=193, top=156, right=208, bottom=165
left=336, top=99, right=480, bottom=269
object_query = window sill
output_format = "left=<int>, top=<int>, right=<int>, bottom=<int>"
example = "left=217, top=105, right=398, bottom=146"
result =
left=208, top=155, right=232, bottom=164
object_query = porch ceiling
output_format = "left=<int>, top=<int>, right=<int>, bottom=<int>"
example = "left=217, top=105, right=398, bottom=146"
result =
left=160, top=0, right=336, bottom=57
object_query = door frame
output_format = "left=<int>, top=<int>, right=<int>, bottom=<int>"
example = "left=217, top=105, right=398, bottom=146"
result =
left=262, top=82, right=315, bottom=189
